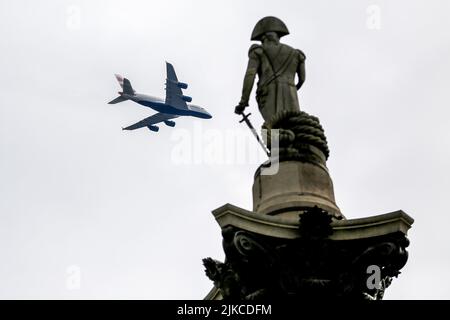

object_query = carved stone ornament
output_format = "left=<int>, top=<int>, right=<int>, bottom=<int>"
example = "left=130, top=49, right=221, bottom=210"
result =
left=203, top=206, right=410, bottom=300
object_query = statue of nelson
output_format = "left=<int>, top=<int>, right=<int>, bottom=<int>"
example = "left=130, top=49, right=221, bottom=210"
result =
left=235, top=16, right=306, bottom=123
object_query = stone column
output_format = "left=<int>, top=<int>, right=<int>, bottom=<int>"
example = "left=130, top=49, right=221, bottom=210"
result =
left=203, top=110, right=413, bottom=300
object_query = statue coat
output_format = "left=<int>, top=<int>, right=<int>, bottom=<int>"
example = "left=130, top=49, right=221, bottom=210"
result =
left=239, top=42, right=306, bottom=122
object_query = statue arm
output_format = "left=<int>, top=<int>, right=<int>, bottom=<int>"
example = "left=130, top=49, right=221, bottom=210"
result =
left=236, top=45, right=261, bottom=113
left=296, top=50, right=306, bottom=90
left=239, top=56, right=259, bottom=106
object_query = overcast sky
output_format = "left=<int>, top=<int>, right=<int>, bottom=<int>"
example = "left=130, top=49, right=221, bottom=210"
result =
left=1, top=0, right=450, bottom=299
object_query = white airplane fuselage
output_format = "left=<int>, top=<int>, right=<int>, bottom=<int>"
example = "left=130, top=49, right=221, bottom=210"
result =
left=122, top=93, right=212, bottom=119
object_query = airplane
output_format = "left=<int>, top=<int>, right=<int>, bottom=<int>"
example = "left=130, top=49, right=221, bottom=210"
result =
left=108, top=62, right=211, bottom=132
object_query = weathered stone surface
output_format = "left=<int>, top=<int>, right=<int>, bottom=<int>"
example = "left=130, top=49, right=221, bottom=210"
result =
left=204, top=205, right=413, bottom=300
left=263, top=110, right=330, bottom=164
left=250, top=108, right=342, bottom=219
left=253, top=160, right=342, bottom=219
left=211, top=203, right=413, bottom=241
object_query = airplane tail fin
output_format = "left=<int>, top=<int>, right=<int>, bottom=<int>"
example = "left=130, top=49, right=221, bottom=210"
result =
left=114, top=74, right=135, bottom=95
left=108, top=74, right=136, bottom=104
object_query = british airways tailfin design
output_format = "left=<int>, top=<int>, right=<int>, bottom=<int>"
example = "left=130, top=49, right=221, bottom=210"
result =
left=108, top=74, right=135, bottom=104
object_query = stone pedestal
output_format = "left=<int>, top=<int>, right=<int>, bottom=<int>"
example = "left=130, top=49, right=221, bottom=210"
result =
left=204, top=204, right=413, bottom=300
left=202, top=110, right=414, bottom=300
left=252, top=160, right=342, bottom=219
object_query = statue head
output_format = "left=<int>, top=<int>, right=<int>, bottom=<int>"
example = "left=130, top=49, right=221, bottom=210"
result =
left=251, top=16, right=289, bottom=41
left=261, top=31, right=280, bottom=45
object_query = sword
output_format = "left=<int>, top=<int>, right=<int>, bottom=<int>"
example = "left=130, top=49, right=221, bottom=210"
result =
left=239, top=112, right=271, bottom=157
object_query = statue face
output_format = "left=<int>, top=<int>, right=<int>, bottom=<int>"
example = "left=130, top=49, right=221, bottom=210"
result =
left=262, top=32, right=280, bottom=44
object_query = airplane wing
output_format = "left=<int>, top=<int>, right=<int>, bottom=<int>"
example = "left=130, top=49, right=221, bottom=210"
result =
left=122, top=113, right=178, bottom=131
left=165, top=62, right=188, bottom=110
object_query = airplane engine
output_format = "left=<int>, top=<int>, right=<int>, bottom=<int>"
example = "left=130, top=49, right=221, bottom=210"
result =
left=164, top=120, right=176, bottom=127
left=147, top=125, right=159, bottom=132
left=181, top=95, right=192, bottom=102
left=177, top=82, right=188, bottom=89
